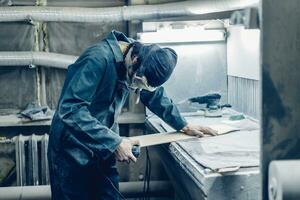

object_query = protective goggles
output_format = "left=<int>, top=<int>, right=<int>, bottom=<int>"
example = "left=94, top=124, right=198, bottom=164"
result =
left=129, top=73, right=157, bottom=92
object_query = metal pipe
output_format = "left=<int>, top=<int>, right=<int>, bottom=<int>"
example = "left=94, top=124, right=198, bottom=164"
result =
left=0, top=51, right=77, bottom=69
left=0, top=185, right=50, bottom=200
left=120, top=180, right=173, bottom=198
left=0, top=181, right=172, bottom=199
left=0, top=0, right=259, bottom=23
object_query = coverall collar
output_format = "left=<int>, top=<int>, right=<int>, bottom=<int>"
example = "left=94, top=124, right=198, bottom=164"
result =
left=106, top=30, right=131, bottom=63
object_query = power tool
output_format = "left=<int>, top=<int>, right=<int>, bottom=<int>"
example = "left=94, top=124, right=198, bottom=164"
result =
left=188, top=93, right=231, bottom=117
left=132, top=145, right=141, bottom=158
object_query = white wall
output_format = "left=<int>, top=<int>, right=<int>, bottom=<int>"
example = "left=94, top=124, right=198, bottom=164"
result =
left=227, top=26, right=260, bottom=80
left=163, top=42, right=227, bottom=110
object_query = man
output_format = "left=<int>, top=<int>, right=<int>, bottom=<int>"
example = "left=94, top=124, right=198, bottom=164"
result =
left=48, top=30, right=216, bottom=200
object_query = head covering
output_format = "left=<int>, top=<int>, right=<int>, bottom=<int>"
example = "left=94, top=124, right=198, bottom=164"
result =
left=137, top=44, right=177, bottom=87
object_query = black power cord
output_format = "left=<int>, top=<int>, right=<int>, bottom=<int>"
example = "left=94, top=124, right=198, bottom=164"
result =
left=147, top=148, right=152, bottom=200
left=142, top=147, right=152, bottom=200
left=106, top=148, right=152, bottom=200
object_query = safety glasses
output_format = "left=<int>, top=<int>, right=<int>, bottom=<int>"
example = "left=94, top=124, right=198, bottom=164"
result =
left=129, top=74, right=157, bottom=92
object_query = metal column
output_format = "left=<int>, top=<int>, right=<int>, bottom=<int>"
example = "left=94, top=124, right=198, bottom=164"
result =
left=261, top=0, right=300, bottom=199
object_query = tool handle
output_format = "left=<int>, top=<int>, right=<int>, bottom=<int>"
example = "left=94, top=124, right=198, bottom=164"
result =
left=221, top=104, right=232, bottom=108
left=132, top=145, right=140, bottom=158
left=189, top=93, right=221, bottom=104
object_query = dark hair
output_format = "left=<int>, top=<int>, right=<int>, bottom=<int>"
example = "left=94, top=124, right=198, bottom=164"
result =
left=131, top=41, right=143, bottom=58
left=125, top=41, right=143, bottom=73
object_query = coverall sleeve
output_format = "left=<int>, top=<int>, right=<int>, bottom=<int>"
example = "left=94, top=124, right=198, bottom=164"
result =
left=140, top=87, right=188, bottom=131
left=57, top=57, right=122, bottom=160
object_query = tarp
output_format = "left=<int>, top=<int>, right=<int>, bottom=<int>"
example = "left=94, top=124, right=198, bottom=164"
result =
left=175, top=130, right=259, bottom=171
left=0, top=1, right=126, bottom=110
left=159, top=116, right=260, bottom=171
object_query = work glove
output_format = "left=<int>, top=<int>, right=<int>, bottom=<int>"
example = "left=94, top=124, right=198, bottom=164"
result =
left=115, top=138, right=140, bottom=164
left=182, top=123, right=218, bottom=137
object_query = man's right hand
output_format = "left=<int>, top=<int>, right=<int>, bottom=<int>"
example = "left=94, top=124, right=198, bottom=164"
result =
left=115, top=138, right=140, bottom=163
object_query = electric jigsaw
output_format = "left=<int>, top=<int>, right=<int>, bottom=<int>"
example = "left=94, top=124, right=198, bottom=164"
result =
left=188, top=93, right=231, bottom=117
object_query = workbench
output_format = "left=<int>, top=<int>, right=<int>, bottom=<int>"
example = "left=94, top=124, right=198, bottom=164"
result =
left=145, top=109, right=261, bottom=200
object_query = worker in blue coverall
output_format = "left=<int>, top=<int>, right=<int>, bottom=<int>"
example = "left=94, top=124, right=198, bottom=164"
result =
left=47, top=30, right=216, bottom=200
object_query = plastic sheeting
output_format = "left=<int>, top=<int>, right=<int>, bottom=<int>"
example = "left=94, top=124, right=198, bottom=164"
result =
left=0, top=66, right=37, bottom=110
left=154, top=113, right=260, bottom=171
left=0, top=23, right=34, bottom=51
left=0, top=23, right=36, bottom=110
left=175, top=130, right=259, bottom=171
left=161, top=43, right=227, bottom=112
left=47, top=22, right=125, bottom=55
left=0, top=1, right=126, bottom=110
left=46, top=22, right=126, bottom=108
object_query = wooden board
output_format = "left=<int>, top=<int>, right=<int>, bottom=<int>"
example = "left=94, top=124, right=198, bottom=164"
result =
left=130, top=124, right=239, bottom=147
left=130, top=132, right=195, bottom=147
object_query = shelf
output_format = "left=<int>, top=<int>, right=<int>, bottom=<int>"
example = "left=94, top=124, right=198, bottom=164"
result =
left=0, top=112, right=145, bottom=127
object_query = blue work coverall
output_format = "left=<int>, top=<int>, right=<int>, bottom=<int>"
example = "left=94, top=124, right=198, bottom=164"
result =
left=47, top=30, right=187, bottom=200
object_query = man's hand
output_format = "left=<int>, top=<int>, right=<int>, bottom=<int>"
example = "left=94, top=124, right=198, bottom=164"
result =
left=115, top=138, right=140, bottom=164
left=182, top=123, right=218, bottom=137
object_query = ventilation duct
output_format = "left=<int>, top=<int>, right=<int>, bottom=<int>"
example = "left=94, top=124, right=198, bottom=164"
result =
left=0, top=181, right=173, bottom=199
left=0, top=0, right=259, bottom=23
left=0, top=52, right=77, bottom=69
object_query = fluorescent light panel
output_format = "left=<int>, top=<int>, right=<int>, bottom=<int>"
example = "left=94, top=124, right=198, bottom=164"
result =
left=138, top=29, right=225, bottom=43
